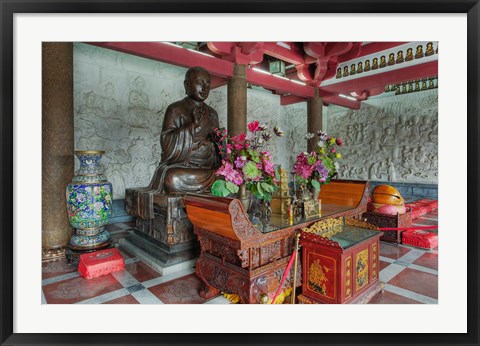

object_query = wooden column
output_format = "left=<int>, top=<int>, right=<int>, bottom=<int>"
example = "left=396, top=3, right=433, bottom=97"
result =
left=42, top=43, right=74, bottom=261
left=227, top=63, right=247, bottom=136
left=307, top=87, right=323, bottom=152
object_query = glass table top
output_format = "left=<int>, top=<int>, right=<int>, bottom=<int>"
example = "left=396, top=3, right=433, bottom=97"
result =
left=249, top=203, right=356, bottom=234
left=314, top=224, right=380, bottom=249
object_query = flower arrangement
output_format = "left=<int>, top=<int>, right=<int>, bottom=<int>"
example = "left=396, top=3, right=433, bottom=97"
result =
left=294, top=130, right=343, bottom=191
left=211, top=120, right=284, bottom=202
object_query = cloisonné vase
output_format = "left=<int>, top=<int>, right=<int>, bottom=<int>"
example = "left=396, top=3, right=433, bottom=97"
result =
left=66, top=150, right=112, bottom=251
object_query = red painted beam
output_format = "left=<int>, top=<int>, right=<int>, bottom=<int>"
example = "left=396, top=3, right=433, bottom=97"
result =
left=320, top=60, right=438, bottom=94
left=280, top=95, right=307, bottom=106
left=246, top=68, right=315, bottom=99
left=88, top=42, right=234, bottom=78
left=323, top=95, right=361, bottom=110
left=261, top=42, right=305, bottom=65
left=88, top=42, right=364, bottom=110
left=210, top=75, right=228, bottom=89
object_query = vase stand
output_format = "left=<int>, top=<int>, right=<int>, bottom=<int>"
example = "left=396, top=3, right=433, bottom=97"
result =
left=65, top=241, right=113, bottom=267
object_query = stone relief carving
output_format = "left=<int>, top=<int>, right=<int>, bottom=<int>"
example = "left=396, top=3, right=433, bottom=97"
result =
left=327, top=90, right=438, bottom=184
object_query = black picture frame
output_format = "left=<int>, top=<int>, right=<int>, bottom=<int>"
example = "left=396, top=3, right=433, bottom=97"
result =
left=1, top=1, right=478, bottom=345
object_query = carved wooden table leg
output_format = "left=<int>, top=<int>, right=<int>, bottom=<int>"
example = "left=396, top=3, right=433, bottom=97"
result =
left=195, top=257, right=220, bottom=300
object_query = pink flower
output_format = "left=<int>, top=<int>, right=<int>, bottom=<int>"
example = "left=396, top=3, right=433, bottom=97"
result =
left=216, top=161, right=244, bottom=185
left=261, top=151, right=272, bottom=159
left=294, top=152, right=315, bottom=179
left=247, top=120, right=260, bottom=133
left=234, top=156, right=247, bottom=168
left=331, top=148, right=335, bottom=153
left=263, top=158, right=275, bottom=176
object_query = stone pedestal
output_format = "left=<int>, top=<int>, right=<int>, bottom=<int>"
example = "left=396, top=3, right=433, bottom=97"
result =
left=123, top=192, right=199, bottom=274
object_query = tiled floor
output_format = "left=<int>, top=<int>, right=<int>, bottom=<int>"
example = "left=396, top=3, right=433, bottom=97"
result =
left=42, top=212, right=438, bottom=304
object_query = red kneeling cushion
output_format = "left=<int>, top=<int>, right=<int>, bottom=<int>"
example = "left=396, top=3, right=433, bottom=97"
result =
left=405, top=199, right=438, bottom=219
left=78, top=248, right=125, bottom=279
left=367, top=202, right=406, bottom=215
left=402, top=229, right=438, bottom=249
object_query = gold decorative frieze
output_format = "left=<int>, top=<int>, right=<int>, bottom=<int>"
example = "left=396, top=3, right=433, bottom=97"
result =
left=335, top=41, right=438, bottom=80
left=302, top=217, right=343, bottom=234
left=385, top=76, right=438, bottom=95
left=345, top=218, right=379, bottom=231
left=355, top=249, right=369, bottom=291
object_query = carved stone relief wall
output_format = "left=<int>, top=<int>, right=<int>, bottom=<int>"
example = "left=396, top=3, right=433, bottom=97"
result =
left=73, top=43, right=288, bottom=199
left=284, top=102, right=308, bottom=177
left=325, top=89, right=438, bottom=183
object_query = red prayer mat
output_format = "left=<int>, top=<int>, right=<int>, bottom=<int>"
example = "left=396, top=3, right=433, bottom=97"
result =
left=78, top=248, right=125, bottom=279
left=404, top=199, right=438, bottom=219
left=402, top=229, right=438, bottom=249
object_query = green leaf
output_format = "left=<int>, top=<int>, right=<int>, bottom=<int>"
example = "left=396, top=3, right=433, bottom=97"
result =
left=307, top=156, right=317, bottom=165
left=247, top=149, right=260, bottom=163
left=242, top=161, right=261, bottom=180
left=274, top=167, right=280, bottom=181
left=257, top=181, right=264, bottom=196
left=311, top=179, right=320, bottom=190
left=211, top=180, right=231, bottom=197
left=225, top=181, right=239, bottom=194
left=261, top=182, right=275, bottom=193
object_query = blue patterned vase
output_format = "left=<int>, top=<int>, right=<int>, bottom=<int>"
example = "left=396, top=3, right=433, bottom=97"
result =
left=66, top=150, right=112, bottom=251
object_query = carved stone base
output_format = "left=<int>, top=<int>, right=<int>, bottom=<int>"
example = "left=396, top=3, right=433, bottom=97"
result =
left=65, top=242, right=114, bottom=267
left=297, top=281, right=384, bottom=304
left=132, top=194, right=196, bottom=246
left=119, top=230, right=199, bottom=275
left=42, top=247, right=67, bottom=262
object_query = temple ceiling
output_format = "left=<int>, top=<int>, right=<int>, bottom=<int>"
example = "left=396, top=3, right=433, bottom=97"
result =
left=88, top=41, right=438, bottom=110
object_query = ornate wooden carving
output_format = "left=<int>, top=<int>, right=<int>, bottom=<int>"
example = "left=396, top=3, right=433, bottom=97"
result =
left=362, top=208, right=412, bottom=243
left=184, top=180, right=371, bottom=304
left=229, top=199, right=257, bottom=239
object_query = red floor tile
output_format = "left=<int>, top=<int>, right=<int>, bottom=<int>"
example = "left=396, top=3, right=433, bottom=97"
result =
left=379, top=260, right=391, bottom=272
left=379, top=243, right=412, bottom=260
left=103, top=294, right=139, bottom=304
left=42, top=260, right=77, bottom=280
left=387, top=268, right=438, bottom=299
left=413, top=252, right=438, bottom=270
left=148, top=273, right=213, bottom=304
left=43, top=274, right=123, bottom=304
left=125, top=261, right=162, bottom=282
left=368, top=290, right=423, bottom=304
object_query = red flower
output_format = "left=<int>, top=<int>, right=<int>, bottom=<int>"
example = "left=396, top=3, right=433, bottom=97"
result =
left=247, top=120, right=260, bottom=133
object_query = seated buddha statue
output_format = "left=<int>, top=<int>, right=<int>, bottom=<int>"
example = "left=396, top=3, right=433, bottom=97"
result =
left=125, top=66, right=221, bottom=220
